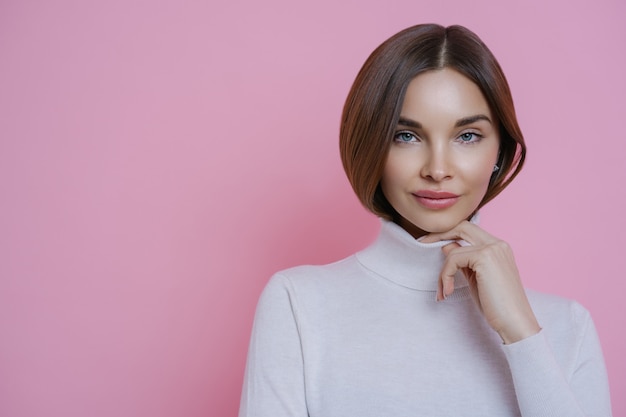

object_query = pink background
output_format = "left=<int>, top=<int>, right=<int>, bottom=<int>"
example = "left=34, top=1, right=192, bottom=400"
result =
left=1, top=0, right=624, bottom=416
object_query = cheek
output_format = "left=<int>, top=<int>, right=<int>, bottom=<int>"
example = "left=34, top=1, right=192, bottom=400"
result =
left=380, top=153, right=400, bottom=189
left=380, top=151, right=416, bottom=192
left=380, top=166, right=396, bottom=197
left=475, top=165, right=496, bottom=186
left=467, top=144, right=498, bottom=177
left=460, top=155, right=498, bottom=193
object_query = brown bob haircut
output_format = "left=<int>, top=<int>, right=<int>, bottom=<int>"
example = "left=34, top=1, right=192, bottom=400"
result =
left=339, top=24, right=526, bottom=221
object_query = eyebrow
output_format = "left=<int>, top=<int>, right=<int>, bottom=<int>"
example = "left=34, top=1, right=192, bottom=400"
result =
left=397, top=117, right=422, bottom=129
left=454, top=114, right=493, bottom=127
left=397, top=114, right=492, bottom=129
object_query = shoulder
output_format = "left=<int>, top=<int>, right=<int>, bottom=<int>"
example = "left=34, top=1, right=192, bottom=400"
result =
left=259, top=255, right=362, bottom=303
left=268, top=255, right=362, bottom=288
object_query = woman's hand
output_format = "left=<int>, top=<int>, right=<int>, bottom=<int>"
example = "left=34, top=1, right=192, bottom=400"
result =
left=421, top=221, right=541, bottom=344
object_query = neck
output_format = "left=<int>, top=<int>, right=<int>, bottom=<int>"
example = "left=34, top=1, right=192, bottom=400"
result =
left=355, top=219, right=469, bottom=293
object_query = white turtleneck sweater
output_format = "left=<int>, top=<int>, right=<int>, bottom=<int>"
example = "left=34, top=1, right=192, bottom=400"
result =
left=239, top=220, right=612, bottom=416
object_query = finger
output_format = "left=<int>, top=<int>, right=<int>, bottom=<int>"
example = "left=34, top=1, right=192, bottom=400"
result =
left=440, top=243, right=479, bottom=299
left=442, top=242, right=460, bottom=256
left=438, top=242, right=460, bottom=301
left=421, top=221, right=494, bottom=246
left=441, top=243, right=480, bottom=279
left=437, top=272, right=445, bottom=301
left=440, top=266, right=456, bottom=300
left=439, top=248, right=475, bottom=299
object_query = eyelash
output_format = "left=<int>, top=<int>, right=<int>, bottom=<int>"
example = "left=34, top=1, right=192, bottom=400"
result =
left=457, top=131, right=483, bottom=144
left=392, top=130, right=484, bottom=144
left=393, top=131, right=418, bottom=143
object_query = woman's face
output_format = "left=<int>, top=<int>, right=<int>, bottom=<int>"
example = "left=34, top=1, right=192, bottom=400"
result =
left=380, top=68, right=500, bottom=238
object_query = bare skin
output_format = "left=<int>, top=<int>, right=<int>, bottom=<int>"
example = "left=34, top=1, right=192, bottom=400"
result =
left=421, top=221, right=541, bottom=344
left=382, top=69, right=540, bottom=345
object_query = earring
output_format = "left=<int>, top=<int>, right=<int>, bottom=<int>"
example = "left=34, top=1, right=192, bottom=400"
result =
left=493, top=164, right=500, bottom=172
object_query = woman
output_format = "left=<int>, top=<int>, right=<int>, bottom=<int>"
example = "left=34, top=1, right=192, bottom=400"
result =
left=239, top=24, right=612, bottom=416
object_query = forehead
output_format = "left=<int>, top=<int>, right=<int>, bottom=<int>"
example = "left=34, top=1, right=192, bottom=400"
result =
left=401, top=68, right=493, bottom=122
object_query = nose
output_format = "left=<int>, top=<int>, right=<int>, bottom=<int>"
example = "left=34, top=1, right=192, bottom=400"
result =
left=420, top=143, right=452, bottom=181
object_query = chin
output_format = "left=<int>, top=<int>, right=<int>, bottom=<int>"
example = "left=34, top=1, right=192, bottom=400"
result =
left=398, top=212, right=470, bottom=238
left=422, top=223, right=457, bottom=234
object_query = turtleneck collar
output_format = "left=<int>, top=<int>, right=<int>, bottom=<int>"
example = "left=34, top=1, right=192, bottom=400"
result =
left=355, top=218, right=470, bottom=293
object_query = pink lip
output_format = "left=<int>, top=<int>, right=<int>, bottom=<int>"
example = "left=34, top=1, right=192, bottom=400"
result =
left=413, top=190, right=459, bottom=209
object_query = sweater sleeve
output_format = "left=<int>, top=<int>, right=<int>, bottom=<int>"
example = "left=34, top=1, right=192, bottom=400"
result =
left=502, top=306, right=612, bottom=417
left=239, top=274, right=309, bottom=417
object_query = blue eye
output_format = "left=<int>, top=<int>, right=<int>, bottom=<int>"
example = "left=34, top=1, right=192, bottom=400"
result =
left=394, top=131, right=417, bottom=143
left=458, top=132, right=481, bottom=143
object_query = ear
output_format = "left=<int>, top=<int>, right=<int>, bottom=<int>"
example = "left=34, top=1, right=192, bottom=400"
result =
left=490, top=149, right=503, bottom=184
